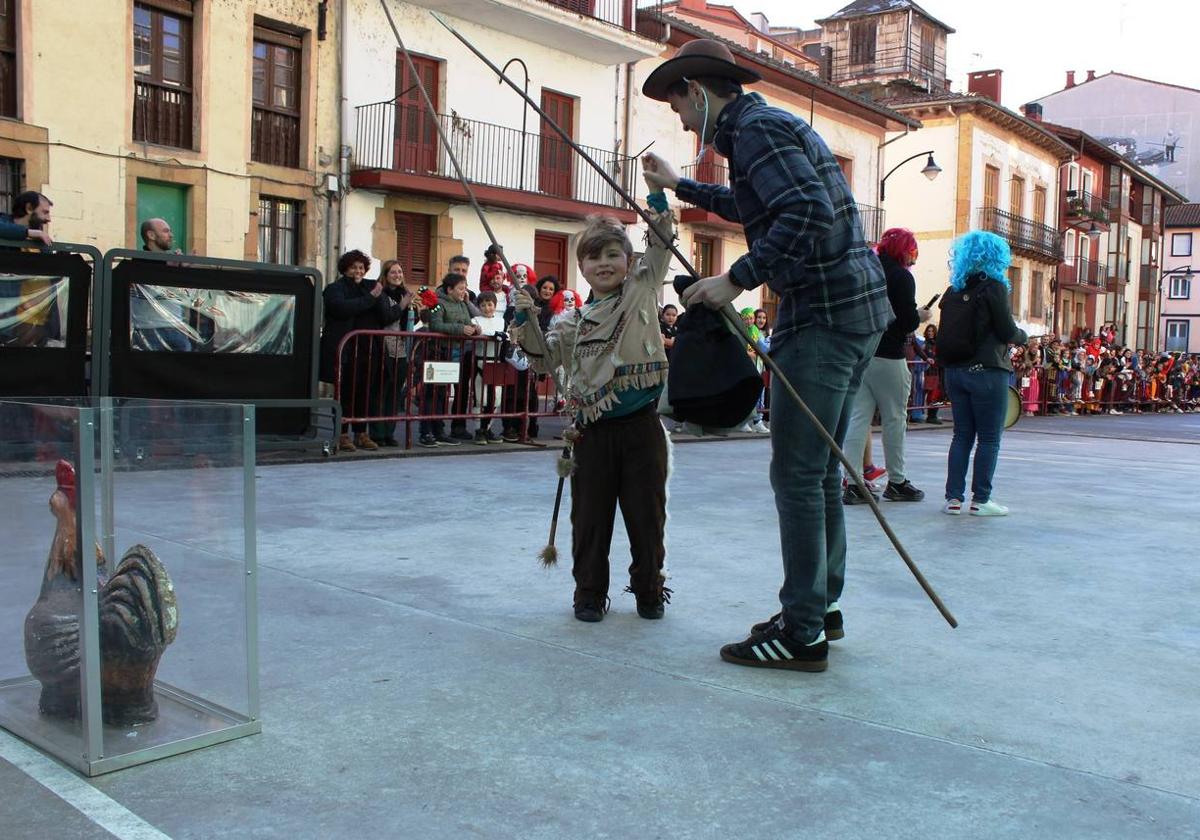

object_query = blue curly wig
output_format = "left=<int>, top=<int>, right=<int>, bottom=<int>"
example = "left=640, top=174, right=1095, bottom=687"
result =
left=949, top=230, right=1011, bottom=290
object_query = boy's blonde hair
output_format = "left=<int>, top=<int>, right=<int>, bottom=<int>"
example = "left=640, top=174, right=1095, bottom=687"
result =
left=576, top=215, right=633, bottom=263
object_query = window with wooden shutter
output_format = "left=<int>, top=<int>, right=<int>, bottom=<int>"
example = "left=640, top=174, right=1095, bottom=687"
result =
left=983, top=165, right=999, bottom=209
left=1009, top=176, right=1025, bottom=218
left=1008, top=266, right=1023, bottom=318
left=252, top=23, right=302, bottom=169
left=1032, top=186, right=1046, bottom=225
left=692, top=235, right=717, bottom=278
left=0, top=0, right=16, bottom=118
left=918, top=23, right=935, bottom=74
left=133, top=1, right=194, bottom=149
left=1031, top=270, right=1045, bottom=319
left=394, top=211, right=432, bottom=286
left=0, top=155, right=22, bottom=214
left=849, top=21, right=876, bottom=65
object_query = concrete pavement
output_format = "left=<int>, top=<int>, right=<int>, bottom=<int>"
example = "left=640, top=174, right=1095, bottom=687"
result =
left=2, top=414, right=1198, bottom=839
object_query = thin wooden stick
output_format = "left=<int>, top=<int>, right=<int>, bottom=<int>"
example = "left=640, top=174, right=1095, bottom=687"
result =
left=428, top=8, right=956, bottom=628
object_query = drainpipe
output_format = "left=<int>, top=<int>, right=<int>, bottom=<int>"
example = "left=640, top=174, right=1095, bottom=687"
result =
left=624, top=60, right=635, bottom=202
left=336, top=0, right=352, bottom=273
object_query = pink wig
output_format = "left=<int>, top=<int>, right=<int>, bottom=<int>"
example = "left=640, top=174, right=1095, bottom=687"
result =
left=876, top=227, right=918, bottom=264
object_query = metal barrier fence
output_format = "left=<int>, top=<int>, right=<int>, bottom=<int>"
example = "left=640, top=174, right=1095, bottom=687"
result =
left=333, top=329, right=562, bottom=448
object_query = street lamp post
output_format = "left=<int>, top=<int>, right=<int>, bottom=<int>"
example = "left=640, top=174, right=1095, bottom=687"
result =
left=1053, top=222, right=1105, bottom=337
left=1157, top=264, right=1195, bottom=352
left=878, top=150, right=941, bottom=202
left=501, top=58, right=530, bottom=189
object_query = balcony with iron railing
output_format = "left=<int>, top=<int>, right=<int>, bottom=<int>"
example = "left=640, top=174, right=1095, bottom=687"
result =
left=133, top=79, right=192, bottom=149
left=1064, top=190, right=1110, bottom=224
left=680, top=162, right=885, bottom=241
left=976, top=207, right=1063, bottom=263
left=397, top=0, right=662, bottom=64
left=827, top=43, right=947, bottom=88
left=350, top=100, right=637, bottom=221
left=1057, top=258, right=1107, bottom=293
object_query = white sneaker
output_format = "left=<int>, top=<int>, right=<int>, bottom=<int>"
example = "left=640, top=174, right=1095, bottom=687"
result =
left=736, top=422, right=754, bottom=433
left=969, top=499, right=1009, bottom=517
left=943, top=499, right=964, bottom=515
left=752, top=420, right=770, bottom=434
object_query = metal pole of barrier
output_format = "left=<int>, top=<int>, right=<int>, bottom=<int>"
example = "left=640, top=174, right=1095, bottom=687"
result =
left=424, top=5, right=957, bottom=629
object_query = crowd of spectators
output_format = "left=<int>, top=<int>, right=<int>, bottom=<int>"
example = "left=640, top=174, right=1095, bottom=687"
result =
left=320, top=242, right=1200, bottom=454
left=320, top=246, right=565, bottom=452
left=1008, top=327, right=1200, bottom=416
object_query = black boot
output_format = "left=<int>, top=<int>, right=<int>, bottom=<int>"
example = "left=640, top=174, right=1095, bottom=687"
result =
left=926, top=408, right=943, bottom=425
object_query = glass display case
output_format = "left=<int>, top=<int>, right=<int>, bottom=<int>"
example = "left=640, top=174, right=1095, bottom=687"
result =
left=0, top=398, right=259, bottom=775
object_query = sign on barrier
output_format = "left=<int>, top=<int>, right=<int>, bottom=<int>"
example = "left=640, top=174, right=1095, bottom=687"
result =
left=423, top=361, right=461, bottom=384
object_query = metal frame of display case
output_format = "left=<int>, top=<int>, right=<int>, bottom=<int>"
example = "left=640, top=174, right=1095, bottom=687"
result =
left=0, top=398, right=261, bottom=776
left=96, top=249, right=339, bottom=454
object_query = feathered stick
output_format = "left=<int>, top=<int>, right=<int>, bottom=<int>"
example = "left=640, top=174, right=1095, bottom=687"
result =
left=539, top=427, right=581, bottom=566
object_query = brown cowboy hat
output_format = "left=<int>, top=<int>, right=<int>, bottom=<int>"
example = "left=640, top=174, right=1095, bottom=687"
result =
left=642, top=39, right=761, bottom=102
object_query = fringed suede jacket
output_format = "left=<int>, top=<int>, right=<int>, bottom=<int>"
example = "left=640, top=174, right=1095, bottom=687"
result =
left=516, top=210, right=675, bottom=425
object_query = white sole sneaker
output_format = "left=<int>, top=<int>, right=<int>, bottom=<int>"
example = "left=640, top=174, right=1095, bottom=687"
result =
left=943, top=499, right=964, bottom=515
left=969, top=500, right=1009, bottom=516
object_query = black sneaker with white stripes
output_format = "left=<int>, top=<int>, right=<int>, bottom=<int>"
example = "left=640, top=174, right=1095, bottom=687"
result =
left=750, top=608, right=844, bottom=641
left=720, top=616, right=828, bottom=672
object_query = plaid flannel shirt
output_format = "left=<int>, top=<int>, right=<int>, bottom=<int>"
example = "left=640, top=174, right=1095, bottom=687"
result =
left=675, top=93, right=891, bottom=338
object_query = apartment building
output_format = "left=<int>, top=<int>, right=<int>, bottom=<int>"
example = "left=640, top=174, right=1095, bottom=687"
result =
left=881, top=74, right=1073, bottom=335
left=1161, top=203, right=1200, bottom=353
left=342, top=0, right=662, bottom=291
left=0, top=0, right=339, bottom=269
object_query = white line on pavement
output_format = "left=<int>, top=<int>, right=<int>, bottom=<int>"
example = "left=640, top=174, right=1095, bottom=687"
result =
left=0, top=730, right=170, bottom=840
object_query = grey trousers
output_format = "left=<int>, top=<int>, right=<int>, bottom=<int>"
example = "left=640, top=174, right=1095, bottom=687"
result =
left=841, top=356, right=912, bottom=484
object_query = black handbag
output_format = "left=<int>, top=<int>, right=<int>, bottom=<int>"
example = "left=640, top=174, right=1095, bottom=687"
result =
left=664, top=277, right=763, bottom=428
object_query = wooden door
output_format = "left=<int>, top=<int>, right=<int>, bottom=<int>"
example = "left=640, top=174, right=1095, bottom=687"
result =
left=395, top=53, right=439, bottom=174
left=534, top=231, right=568, bottom=286
left=539, top=90, right=575, bottom=199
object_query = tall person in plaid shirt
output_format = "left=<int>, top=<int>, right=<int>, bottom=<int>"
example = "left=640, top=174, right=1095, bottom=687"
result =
left=642, top=40, right=891, bottom=672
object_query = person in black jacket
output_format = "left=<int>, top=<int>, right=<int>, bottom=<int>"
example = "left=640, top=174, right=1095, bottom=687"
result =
left=841, top=228, right=931, bottom=504
left=320, top=249, right=388, bottom=453
left=940, top=231, right=1027, bottom=517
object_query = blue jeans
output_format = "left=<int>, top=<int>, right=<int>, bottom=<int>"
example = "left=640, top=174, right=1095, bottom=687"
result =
left=770, top=325, right=880, bottom=643
left=910, top=362, right=926, bottom=422
left=944, top=366, right=1009, bottom=504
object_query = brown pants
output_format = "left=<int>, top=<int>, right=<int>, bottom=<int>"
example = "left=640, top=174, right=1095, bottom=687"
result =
left=569, top=404, right=668, bottom=605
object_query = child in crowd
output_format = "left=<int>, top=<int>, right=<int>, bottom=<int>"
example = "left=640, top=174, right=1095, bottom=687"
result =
left=513, top=181, right=674, bottom=624
left=480, top=244, right=509, bottom=314
left=659, top=304, right=679, bottom=360
left=471, top=291, right=507, bottom=443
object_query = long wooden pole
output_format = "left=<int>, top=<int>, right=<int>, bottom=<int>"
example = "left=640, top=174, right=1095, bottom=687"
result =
left=426, top=8, right=956, bottom=629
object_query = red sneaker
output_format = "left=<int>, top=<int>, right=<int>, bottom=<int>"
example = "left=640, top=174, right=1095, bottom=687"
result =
left=863, top=464, right=886, bottom=482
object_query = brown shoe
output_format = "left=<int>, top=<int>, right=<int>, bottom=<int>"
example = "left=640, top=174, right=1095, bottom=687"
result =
left=355, top=433, right=379, bottom=451
left=338, top=433, right=356, bottom=452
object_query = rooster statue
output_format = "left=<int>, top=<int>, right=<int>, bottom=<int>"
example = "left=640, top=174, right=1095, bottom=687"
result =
left=23, top=460, right=179, bottom=726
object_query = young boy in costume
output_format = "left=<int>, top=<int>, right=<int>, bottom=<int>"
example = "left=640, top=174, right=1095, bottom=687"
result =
left=513, top=174, right=675, bottom=623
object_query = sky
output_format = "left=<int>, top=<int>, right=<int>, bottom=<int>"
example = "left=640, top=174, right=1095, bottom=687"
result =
left=727, top=0, right=1200, bottom=110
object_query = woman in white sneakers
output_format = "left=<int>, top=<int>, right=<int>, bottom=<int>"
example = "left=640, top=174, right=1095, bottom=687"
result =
left=936, top=231, right=1027, bottom=517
